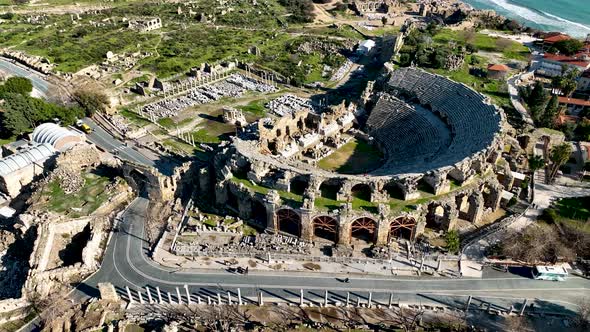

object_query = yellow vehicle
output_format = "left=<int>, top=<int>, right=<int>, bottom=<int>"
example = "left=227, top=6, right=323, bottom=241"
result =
left=76, top=120, right=93, bottom=134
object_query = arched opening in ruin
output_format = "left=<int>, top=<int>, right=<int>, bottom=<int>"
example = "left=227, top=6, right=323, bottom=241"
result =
left=227, top=189, right=239, bottom=212
left=290, top=176, right=308, bottom=196
left=312, top=215, right=338, bottom=243
left=417, top=178, right=435, bottom=195
left=276, top=208, right=301, bottom=237
left=59, top=223, right=91, bottom=267
left=276, top=128, right=282, bottom=137
left=426, top=203, right=445, bottom=229
left=251, top=199, right=267, bottom=227
left=482, top=186, right=497, bottom=209
left=384, top=182, right=404, bottom=200
left=350, top=217, right=377, bottom=244
left=297, top=119, right=304, bottom=130
left=285, top=126, right=291, bottom=137
left=319, top=180, right=339, bottom=200
left=455, top=194, right=471, bottom=220
left=351, top=183, right=371, bottom=202
left=128, top=169, right=150, bottom=197
left=388, top=217, right=416, bottom=242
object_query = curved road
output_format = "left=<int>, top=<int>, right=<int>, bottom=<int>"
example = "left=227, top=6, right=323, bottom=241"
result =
left=75, top=197, right=590, bottom=312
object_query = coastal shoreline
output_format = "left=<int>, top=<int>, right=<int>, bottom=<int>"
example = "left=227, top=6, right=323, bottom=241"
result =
left=459, top=0, right=590, bottom=38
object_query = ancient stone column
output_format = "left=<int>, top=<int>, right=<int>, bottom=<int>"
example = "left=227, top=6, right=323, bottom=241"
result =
left=299, top=209, right=314, bottom=242
left=337, top=216, right=352, bottom=245
left=467, top=193, right=484, bottom=224
left=376, top=218, right=390, bottom=245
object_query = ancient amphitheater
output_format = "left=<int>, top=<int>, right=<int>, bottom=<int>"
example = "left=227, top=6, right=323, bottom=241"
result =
left=210, top=68, right=506, bottom=248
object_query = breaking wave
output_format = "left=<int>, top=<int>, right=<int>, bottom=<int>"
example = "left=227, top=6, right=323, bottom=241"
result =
left=480, top=0, right=590, bottom=37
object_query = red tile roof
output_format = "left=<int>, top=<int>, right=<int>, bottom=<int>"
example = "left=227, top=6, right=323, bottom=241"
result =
left=556, top=114, right=579, bottom=125
left=543, top=53, right=590, bottom=68
left=487, top=64, right=509, bottom=72
left=558, top=97, right=590, bottom=107
left=544, top=34, right=572, bottom=44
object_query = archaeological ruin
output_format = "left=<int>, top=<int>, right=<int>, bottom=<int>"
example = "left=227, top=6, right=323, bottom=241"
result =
left=205, top=67, right=505, bottom=250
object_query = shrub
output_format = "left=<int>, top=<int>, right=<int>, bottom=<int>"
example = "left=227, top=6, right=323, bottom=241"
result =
left=541, top=208, right=558, bottom=223
left=445, top=230, right=460, bottom=254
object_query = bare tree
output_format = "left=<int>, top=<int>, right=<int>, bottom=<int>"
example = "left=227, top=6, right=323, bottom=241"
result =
left=28, top=283, right=76, bottom=330
left=376, top=307, right=424, bottom=332
left=495, top=38, right=513, bottom=52
left=505, top=315, right=533, bottom=332
left=576, top=297, right=590, bottom=329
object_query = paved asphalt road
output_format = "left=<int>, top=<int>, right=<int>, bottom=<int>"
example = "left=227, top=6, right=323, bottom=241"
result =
left=0, top=58, right=51, bottom=97
left=83, top=118, right=155, bottom=167
left=74, top=197, right=590, bottom=315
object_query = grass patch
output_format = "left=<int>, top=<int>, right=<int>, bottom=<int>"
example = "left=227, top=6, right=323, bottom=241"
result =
left=433, top=29, right=530, bottom=61
left=317, top=139, right=383, bottom=174
left=0, top=135, right=17, bottom=146
left=555, top=197, right=590, bottom=221
left=242, top=224, right=259, bottom=236
left=42, top=174, right=114, bottom=217
left=191, top=129, right=221, bottom=144
left=157, top=117, right=175, bottom=128
left=119, top=109, right=151, bottom=127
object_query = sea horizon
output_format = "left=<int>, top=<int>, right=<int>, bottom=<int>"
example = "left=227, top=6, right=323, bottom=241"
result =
left=462, top=0, right=590, bottom=38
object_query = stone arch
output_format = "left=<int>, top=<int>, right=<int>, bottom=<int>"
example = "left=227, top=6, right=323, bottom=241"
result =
left=290, top=175, right=308, bottom=196
left=227, top=188, right=239, bottom=211
left=251, top=199, right=267, bottom=227
left=276, top=208, right=301, bottom=237
left=297, top=118, right=304, bottom=130
left=319, top=179, right=339, bottom=200
left=350, top=217, right=377, bottom=244
left=426, top=203, right=445, bottom=229
left=351, top=183, right=372, bottom=201
left=388, top=216, right=416, bottom=241
left=455, top=193, right=470, bottom=220
left=127, top=169, right=150, bottom=197
left=383, top=181, right=404, bottom=200
left=312, top=215, right=338, bottom=243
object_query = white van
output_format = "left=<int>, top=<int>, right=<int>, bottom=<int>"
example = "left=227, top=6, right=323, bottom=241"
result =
left=532, top=265, right=568, bottom=281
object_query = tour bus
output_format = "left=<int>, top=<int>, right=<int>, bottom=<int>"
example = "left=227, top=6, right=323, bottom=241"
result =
left=532, top=265, right=568, bottom=281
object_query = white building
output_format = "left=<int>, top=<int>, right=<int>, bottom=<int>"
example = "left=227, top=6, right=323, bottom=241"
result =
left=0, top=143, right=56, bottom=197
left=358, top=39, right=376, bottom=55
left=537, top=53, right=590, bottom=77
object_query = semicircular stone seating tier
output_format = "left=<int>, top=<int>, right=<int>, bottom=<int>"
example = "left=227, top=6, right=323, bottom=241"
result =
left=367, top=67, right=501, bottom=176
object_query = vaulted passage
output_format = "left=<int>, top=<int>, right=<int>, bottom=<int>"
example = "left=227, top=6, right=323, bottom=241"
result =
left=313, top=216, right=338, bottom=243
left=350, top=217, right=377, bottom=244
left=276, top=209, right=301, bottom=237
left=351, top=183, right=371, bottom=201
left=388, top=216, right=416, bottom=242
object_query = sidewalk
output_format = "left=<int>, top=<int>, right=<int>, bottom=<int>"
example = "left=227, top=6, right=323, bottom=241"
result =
left=154, top=245, right=461, bottom=278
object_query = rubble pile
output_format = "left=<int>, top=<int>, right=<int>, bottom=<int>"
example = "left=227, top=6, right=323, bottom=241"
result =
left=142, top=74, right=276, bottom=119
left=266, top=94, right=314, bottom=117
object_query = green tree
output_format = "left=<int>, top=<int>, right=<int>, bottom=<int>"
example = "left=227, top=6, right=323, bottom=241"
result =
left=445, top=230, right=460, bottom=254
left=528, top=154, right=545, bottom=174
left=541, top=94, right=560, bottom=128
left=552, top=67, right=579, bottom=96
left=575, top=118, right=590, bottom=141
left=73, top=90, right=108, bottom=116
left=0, top=77, right=33, bottom=96
left=551, top=39, right=584, bottom=56
left=549, top=143, right=573, bottom=183
left=527, top=81, right=548, bottom=123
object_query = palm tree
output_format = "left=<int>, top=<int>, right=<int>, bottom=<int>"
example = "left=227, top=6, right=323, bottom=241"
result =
left=549, top=143, right=573, bottom=183
left=528, top=154, right=545, bottom=185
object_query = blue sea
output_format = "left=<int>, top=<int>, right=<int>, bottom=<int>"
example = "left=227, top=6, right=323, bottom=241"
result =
left=462, top=0, right=590, bottom=38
